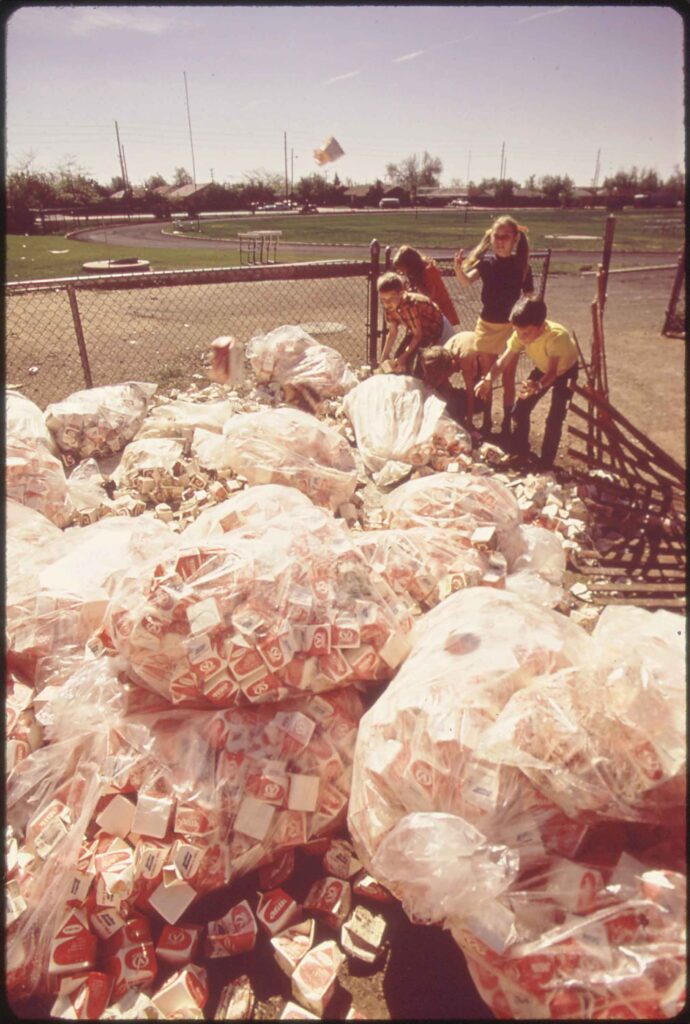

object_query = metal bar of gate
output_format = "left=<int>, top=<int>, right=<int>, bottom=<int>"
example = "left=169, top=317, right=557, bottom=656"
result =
left=66, top=282, right=93, bottom=388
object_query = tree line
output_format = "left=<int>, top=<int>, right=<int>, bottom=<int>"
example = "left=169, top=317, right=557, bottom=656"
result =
left=6, top=150, right=684, bottom=232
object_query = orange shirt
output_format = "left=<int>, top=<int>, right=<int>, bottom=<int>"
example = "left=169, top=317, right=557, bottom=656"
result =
left=420, top=263, right=459, bottom=326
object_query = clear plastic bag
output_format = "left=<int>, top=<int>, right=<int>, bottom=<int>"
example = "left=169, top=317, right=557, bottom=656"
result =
left=183, top=484, right=315, bottom=544
left=503, top=523, right=566, bottom=584
left=343, top=375, right=471, bottom=486
left=6, top=515, right=173, bottom=691
left=65, top=458, right=107, bottom=513
left=45, top=382, right=157, bottom=460
left=6, top=390, right=59, bottom=455
left=348, top=591, right=685, bottom=1019
left=105, top=504, right=413, bottom=707
left=384, top=470, right=521, bottom=553
left=134, top=397, right=239, bottom=443
left=112, top=437, right=186, bottom=490
left=349, top=587, right=591, bottom=870
left=246, top=325, right=357, bottom=397
left=352, top=526, right=487, bottom=610
left=6, top=436, right=74, bottom=528
left=7, top=664, right=365, bottom=1007
left=481, top=608, right=686, bottom=823
left=221, top=407, right=358, bottom=510
left=454, top=846, right=686, bottom=1019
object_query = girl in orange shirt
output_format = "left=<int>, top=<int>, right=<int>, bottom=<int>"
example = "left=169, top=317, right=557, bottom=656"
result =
left=392, top=245, right=459, bottom=328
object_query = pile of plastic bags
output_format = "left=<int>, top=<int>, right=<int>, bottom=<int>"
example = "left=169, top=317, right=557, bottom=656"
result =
left=5, top=360, right=686, bottom=1019
left=348, top=589, right=686, bottom=1019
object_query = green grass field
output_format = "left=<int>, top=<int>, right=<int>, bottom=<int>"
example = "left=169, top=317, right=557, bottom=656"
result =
left=5, top=235, right=244, bottom=283
left=6, top=207, right=683, bottom=283
left=190, top=207, right=684, bottom=251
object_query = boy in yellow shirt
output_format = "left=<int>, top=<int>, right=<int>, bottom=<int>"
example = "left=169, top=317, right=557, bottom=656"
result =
left=474, top=296, right=578, bottom=469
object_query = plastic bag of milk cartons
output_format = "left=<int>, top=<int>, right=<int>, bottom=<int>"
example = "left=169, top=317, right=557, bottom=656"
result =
left=343, top=373, right=471, bottom=487
left=221, top=407, right=358, bottom=511
left=246, top=325, right=356, bottom=397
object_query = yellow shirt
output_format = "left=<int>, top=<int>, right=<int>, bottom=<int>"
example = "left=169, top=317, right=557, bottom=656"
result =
left=507, top=320, right=577, bottom=376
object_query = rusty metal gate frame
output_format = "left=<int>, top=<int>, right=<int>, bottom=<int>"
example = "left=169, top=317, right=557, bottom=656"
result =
left=566, top=217, right=686, bottom=609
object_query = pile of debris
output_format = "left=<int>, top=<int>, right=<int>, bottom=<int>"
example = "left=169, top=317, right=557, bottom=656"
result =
left=5, top=326, right=685, bottom=1020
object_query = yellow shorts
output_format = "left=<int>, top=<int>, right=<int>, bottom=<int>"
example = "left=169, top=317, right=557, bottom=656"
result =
left=474, top=318, right=513, bottom=356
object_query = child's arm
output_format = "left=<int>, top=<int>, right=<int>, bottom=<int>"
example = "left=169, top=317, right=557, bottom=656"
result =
left=474, top=349, right=518, bottom=399
left=395, top=306, right=425, bottom=368
left=380, top=322, right=399, bottom=362
left=520, top=356, right=559, bottom=397
left=454, top=249, right=479, bottom=286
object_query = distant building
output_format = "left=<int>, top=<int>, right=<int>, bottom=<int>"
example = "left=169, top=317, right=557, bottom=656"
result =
left=109, top=188, right=148, bottom=201
left=343, top=185, right=377, bottom=207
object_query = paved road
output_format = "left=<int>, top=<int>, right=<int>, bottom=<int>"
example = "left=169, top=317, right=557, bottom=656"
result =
left=72, top=221, right=679, bottom=268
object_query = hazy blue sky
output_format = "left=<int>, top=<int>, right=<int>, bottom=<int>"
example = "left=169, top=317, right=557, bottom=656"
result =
left=5, top=4, right=685, bottom=189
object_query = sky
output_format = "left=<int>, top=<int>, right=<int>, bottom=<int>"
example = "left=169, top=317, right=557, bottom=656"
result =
left=4, top=3, right=686, bottom=190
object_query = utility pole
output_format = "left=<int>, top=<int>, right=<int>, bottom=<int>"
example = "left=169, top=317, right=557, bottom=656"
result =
left=183, top=71, right=197, bottom=187
left=290, top=148, right=294, bottom=197
left=122, top=146, right=130, bottom=191
left=466, top=149, right=471, bottom=187
left=114, top=120, right=128, bottom=189
left=593, top=148, right=601, bottom=188
left=499, top=141, right=505, bottom=182
left=284, top=132, right=289, bottom=200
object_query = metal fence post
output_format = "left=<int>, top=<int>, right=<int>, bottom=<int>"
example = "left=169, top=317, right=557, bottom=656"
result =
left=368, top=239, right=380, bottom=366
left=662, top=247, right=685, bottom=336
left=66, top=283, right=94, bottom=388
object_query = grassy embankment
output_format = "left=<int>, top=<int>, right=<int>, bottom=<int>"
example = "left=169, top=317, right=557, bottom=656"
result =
left=6, top=208, right=683, bottom=282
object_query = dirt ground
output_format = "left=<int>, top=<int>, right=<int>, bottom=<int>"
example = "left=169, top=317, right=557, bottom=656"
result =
left=6, top=244, right=685, bottom=1022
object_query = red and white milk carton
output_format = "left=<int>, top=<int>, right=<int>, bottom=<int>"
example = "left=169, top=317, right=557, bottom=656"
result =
left=103, top=938, right=157, bottom=1001
left=49, top=908, right=98, bottom=976
left=547, top=858, right=603, bottom=915
left=205, top=899, right=258, bottom=957
left=304, top=876, right=352, bottom=930
left=271, top=919, right=316, bottom=977
left=51, top=972, right=114, bottom=1020
left=256, top=888, right=301, bottom=936
left=151, top=963, right=208, bottom=1017
left=291, top=940, right=345, bottom=1017
left=155, top=923, right=202, bottom=966
left=323, top=839, right=361, bottom=880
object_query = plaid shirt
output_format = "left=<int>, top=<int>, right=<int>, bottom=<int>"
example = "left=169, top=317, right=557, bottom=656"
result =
left=385, top=291, right=445, bottom=348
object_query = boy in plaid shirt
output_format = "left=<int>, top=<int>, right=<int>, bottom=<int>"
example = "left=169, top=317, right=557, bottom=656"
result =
left=377, top=272, right=454, bottom=378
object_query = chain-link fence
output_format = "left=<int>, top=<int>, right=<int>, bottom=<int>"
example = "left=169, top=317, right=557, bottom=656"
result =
left=6, top=253, right=381, bottom=408
left=6, top=244, right=552, bottom=408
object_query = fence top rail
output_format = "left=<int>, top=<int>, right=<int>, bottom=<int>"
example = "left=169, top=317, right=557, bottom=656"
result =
left=5, top=259, right=373, bottom=295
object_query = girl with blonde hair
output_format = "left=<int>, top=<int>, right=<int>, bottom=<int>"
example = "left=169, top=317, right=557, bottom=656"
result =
left=454, top=216, right=533, bottom=440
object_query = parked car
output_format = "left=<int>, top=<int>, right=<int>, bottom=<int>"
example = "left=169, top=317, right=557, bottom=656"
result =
left=299, top=203, right=318, bottom=214
left=447, top=198, right=469, bottom=208
left=379, top=197, right=401, bottom=209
